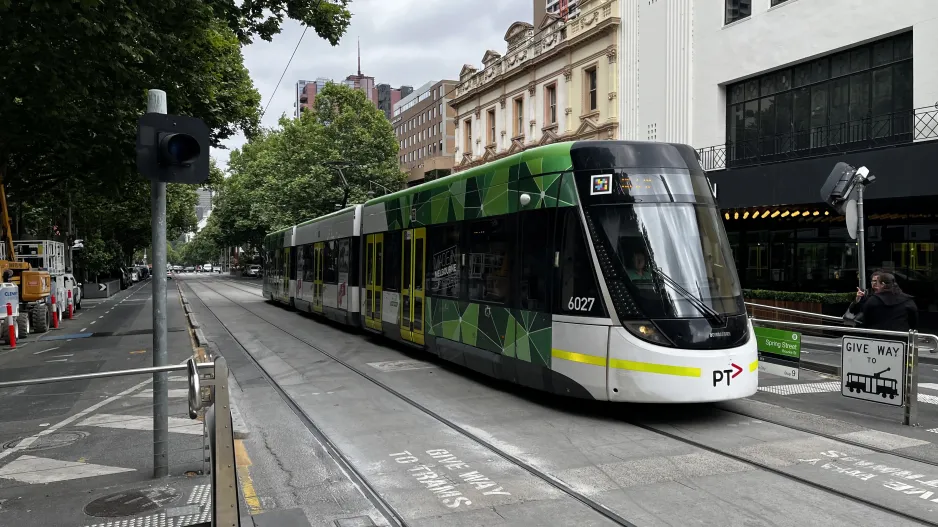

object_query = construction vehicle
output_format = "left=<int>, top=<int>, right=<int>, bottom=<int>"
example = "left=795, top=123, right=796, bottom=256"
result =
left=0, top=180, right=54, bottom=337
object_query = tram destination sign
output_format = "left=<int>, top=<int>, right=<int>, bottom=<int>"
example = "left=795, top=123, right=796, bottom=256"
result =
left=841, top=336, right=907, bottom=406
left=754, top=327, right=801, bottom=380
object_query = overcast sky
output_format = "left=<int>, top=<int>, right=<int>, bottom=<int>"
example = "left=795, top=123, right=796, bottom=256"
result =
left=210, top=0, right=530, bottom=171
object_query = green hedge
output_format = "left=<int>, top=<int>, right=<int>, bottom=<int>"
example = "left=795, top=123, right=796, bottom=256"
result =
left=743, top=289, right=855, bottom=305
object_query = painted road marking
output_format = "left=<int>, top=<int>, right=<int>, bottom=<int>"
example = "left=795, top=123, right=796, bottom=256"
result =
left=133, top=389, right=187, bottom=399
left=80, top=327, right=87, bottom=332
left=761, top=381, right=938, bottom=405
left=920, top=383, right=938, bottom=391
left=77, top=414, right=203, bottom=435
left=53, top=354, right=74, bottom=358
left=759, top=381, right=841, bottom=395
left=234, top=440, right=262, bottom=514
left=45, top=359, right=68, bottom=363
left=98, top=315, right=103, bottom=319
left=0, top=378, right=151, bottom=463
left=0, top=455, right=134, bottom=484
left=89, top=321, right=96, bottom=325
left=33, top=346, right=60, bottom=355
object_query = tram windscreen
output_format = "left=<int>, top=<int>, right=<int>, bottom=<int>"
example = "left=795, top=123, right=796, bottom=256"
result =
left=583, top=169, right=745, bottom=320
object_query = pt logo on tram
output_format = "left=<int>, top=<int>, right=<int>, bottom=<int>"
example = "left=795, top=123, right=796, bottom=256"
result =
left=712, top=363, right=743, bottom=387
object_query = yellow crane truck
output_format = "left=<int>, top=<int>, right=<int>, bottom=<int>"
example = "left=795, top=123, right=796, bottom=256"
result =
left=0, top=180, right=53, bottom=336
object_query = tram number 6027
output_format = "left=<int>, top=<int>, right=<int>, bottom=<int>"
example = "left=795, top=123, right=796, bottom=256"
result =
left=567, top=297, right=595, bottom=312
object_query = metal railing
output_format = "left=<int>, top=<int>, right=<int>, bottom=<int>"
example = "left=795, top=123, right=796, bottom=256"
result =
left=696, top=104, right=938, bottom=171
left=0, top=356, right=240, bottom=526
left=748, top=301, right=938, bottom=426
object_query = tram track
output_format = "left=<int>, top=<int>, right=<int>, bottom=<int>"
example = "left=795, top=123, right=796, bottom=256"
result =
left=194, top=277, right=938, bottom=526
left=217, top=278, right=938, bottom=468
left=191, top=278, right=640, bottom=527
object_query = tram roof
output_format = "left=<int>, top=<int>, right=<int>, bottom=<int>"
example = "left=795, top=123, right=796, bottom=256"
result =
left=363, top=141, right=576, bottom=207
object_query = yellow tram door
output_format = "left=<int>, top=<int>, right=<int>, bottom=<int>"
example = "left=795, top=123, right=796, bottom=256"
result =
left=400, top=228, right=426, bottom=344
left=312, top=242, right=324, bottom=313
left=364, top=234, right=384, bottom=330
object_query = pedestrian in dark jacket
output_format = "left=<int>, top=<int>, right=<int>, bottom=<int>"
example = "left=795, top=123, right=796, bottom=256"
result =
left=849, top=271, right=918, bottom=331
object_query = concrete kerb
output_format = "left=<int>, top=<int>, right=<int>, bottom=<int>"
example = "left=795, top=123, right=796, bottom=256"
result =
left=179, top=282, right=249, bottom=439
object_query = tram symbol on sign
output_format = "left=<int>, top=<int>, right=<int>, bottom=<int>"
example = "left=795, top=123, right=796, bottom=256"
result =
left=844, top=368, right=899, bottom=400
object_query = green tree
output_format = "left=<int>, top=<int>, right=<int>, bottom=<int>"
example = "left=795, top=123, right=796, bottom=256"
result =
left=215, top=83, right=406, bottom=250
left=0, top=0, right=353, bottom=270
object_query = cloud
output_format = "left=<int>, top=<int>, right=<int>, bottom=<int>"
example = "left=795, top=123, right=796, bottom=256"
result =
left=210, top=0, right=529, bottom=171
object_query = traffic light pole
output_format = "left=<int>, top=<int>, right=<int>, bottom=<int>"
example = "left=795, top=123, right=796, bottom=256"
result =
left=857, top=184, right=867, bottom=291
left=147, top=89, right=170, bottom=478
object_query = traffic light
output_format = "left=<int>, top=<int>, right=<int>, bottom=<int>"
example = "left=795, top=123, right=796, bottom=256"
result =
left=136, top=113, right=210, bottom=184
left=820, top=162, right=875, bottom=215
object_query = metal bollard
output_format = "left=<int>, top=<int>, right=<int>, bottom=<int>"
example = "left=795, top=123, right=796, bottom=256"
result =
left=6, top=303, right=14, bottom=348
left=904, top=329, right=919, bottom=426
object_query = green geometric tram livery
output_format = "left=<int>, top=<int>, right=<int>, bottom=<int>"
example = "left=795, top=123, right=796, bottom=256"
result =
left=264, top=140, right=760, bottom=403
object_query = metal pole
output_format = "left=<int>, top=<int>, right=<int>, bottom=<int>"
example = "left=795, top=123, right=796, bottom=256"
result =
left=147, top=89, right=170, bottom=478
left=905, top=330, right=919, bottom=426
left=857, top=185, right=867, bottom=290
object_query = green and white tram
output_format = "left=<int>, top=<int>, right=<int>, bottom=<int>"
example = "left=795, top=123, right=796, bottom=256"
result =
left=263, top=140, right=759, bottom=403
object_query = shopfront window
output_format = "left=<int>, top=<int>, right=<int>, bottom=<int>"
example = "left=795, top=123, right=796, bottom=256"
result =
left=726, top=32, right=912, bottom=166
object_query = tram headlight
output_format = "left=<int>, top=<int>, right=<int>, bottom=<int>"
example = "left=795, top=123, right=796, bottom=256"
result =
left=622, top=320, right=673, bottom=347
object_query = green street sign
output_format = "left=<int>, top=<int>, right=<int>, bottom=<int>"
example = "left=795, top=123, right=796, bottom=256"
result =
left=754, top=327, right=802, bottom=359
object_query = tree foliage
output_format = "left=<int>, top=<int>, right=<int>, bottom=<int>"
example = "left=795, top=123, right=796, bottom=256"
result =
left=0, top=0, right=353, bottom=276
left=212, top=83, right=406, bottom=254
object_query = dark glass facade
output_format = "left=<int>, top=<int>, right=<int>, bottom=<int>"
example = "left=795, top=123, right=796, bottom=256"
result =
left=725, top=32, right=913, bottom=167
left=723, top=198, right=938, bottom=329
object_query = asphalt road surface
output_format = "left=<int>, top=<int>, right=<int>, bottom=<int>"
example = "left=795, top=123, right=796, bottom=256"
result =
left=178, top=273, right=938, bottom=527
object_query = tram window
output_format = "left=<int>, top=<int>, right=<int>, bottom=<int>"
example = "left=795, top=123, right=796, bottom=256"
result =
left=428, top=224, right=460, bottom=298
left=467, top=217, right=512, bottom=304
left=519, top=209, right=554, bottom=312
left=303, top=244, right=314, bottom=282
left=384, top=231, right=401, bottom=291
left=337, top=238, right=351, bottom=284
left=324, top=240, right=337, bottom=284
left=556, top=209, right=605, bottom=317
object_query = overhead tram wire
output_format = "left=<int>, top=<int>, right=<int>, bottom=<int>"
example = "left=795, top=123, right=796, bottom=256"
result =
left=260, top=24, right=309, bottom=119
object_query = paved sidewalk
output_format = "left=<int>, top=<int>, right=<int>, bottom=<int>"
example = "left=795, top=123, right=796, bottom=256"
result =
left=0, top=279, right=213, bottom=526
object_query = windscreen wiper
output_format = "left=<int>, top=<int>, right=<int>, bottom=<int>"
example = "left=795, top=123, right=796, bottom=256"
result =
left=649, top=265, right=726, bottom=327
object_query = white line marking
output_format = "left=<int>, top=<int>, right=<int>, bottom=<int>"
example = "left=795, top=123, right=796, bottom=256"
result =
left=920, top=383, right=938, bottom=391
left=133, top=389, right=188, bottom=398
left=0, top=377, right=152, bottom=462
left=33, top=346, right=60, bottom=355
left=80, top=327, right=87, bottom=332
left=98, top=316, right=103, bottom=319
left=45, top=359, right=68, bottom=363
left=0, top=455, right=134, bottom=484
left=78, top=414, right=203, bottom=435
left=90, top=321, right=96, bottom=325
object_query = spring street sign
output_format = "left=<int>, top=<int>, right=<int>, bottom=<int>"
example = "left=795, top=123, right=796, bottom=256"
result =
left=754, top=327, right=801, bottom=360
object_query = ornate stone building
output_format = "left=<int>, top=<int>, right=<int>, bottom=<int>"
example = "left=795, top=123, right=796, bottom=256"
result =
left=449, top=0, right=619, bottom=172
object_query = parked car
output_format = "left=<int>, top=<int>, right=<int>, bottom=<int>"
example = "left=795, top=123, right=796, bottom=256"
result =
left=62, top=273, right=82, bottom=310
left=243, top=264, right=261, bottom=278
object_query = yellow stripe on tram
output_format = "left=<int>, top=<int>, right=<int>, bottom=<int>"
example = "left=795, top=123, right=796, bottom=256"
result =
left=609, top=359, right=701, bottom=378
left=551, top=349, right=701, bottom=378
left=750, top=360, right=759, bottom=372
left=551, top=349, right=606, bottom=367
